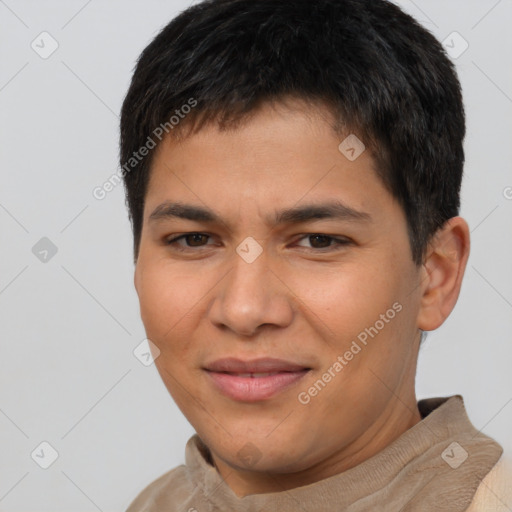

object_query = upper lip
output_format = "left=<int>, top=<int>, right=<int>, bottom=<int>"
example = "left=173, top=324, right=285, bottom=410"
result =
left=204, top=357, right=310, bottom=373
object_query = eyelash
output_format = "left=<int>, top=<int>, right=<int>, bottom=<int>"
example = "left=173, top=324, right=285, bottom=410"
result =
left=164, top=233, right=351, bottom=252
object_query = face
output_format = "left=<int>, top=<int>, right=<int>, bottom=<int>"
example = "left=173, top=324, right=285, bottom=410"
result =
left=134, top=99, right=425, bottom=490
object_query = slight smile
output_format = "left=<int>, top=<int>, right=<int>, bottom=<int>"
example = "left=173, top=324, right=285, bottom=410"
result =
left=203, top=357, right=312, bottom=402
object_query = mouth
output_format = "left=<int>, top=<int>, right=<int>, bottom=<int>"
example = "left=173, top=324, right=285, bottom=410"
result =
left=203, top=358, right=312, bottom=402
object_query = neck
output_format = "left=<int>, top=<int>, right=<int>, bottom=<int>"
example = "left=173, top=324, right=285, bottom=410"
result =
left=210, top=391, right=423, bottom=497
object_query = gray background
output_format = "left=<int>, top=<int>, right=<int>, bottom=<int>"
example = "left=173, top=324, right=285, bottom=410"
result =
left=0, top=0, right=511, bottom=510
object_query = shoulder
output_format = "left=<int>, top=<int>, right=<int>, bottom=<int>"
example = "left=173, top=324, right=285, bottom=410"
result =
left=125, top=464, right=194, bottom=512
left=466, top=454, right=512, bottom=512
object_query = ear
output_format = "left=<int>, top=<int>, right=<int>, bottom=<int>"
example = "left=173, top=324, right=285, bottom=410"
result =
left=417, top=217, right=470, bottom=331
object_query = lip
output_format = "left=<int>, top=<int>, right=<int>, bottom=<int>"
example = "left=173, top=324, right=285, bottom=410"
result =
left=203, top=357, right=311, bottom=402
left=204, top=357, right=310, bottom=373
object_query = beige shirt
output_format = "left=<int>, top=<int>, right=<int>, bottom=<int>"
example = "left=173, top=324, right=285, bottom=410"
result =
left=126, top=395, right=511, bottom=511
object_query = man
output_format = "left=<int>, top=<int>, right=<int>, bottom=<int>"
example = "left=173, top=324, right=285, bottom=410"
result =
left=120, top=0, right=511, bottom=509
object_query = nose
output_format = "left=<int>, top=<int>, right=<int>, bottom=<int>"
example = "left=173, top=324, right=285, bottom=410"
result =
left=208, top=245, right=294, bottom=337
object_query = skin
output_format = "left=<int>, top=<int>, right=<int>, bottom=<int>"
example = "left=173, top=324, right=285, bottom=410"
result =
left=134, top=98, right=470, bottom=497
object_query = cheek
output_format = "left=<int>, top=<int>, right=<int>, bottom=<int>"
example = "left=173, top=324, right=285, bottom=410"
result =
left=298, top=259, right=414, bottom=389
left=137, top=264, right=207, bottom=402
left=136, top=262, right=206, bottom=345
left=295, top=262, right=399, bottom=335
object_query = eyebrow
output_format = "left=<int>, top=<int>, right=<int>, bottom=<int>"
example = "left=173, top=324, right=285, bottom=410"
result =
left=148, top=200, right=372, bottom=227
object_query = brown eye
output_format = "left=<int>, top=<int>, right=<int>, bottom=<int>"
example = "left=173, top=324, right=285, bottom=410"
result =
left=308, top=235, right=333, bottom=248
left=165, top=233, right=212, bottom=249
left=184, top=233, right=209, bottom=246
left=294, top=234, right=351, bottom=251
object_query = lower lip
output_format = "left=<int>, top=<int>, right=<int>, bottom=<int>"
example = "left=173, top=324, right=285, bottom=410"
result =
left=205, top=370, right=310, bottom=402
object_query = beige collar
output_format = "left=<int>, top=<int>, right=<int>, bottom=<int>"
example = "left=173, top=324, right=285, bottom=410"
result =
left=184, top=395, right=503, bottom=511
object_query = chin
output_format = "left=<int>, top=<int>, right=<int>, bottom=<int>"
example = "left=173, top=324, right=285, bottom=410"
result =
left=207, top=433, right=312, bottom=473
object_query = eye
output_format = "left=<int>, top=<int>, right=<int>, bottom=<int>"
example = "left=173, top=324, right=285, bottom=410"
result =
left=163, top=232, right=351, bottom=253
left=294, top=234, right=351, bottom=250
left=165, top=233, right=213, bottom=249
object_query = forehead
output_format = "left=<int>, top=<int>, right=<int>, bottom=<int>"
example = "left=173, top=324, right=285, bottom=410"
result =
left=143, top=100, right=393, bottom=226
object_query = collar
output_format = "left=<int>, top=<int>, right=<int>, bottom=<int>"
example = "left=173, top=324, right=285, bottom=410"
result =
left=183, top=395, right=503, bottom=511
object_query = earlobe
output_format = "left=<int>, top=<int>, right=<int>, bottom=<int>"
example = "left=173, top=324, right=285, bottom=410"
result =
left=417, top=217, right=470, bottom=331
